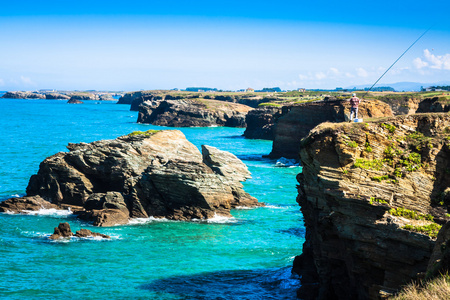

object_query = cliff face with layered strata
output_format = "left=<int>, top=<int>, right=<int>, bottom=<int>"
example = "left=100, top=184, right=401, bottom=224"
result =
left=293, top=113, right=450, bottom=299
left=269, top=99, right=394, bottom=159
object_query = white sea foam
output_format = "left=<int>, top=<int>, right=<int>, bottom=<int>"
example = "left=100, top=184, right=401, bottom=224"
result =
left=233, top=206, right=254, bottom=210
left=275, top=157, right=300, bottom=167
left=264, top=205, right=290, bottom=210
left=23, top=208, right=73, bottom=217
left=128, top=216, right=169, bottom=225
left=204, top=213, right=238, bottom=224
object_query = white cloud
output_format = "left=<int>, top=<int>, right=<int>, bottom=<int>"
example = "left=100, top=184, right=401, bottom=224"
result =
left=315, top=72, right=326, bottom=80
left=413, top=57, right=428, bottom=69
left=0, top=79, right=4, bottom=86
left=329, top=67, right=339, bottom=75
left=345, top=72, right=354, bottom=78
left=298, top=74, right=308, bottom=80
left=356, top=67, right=368, bottom=77
left=413, top=49, right=450, bottom=70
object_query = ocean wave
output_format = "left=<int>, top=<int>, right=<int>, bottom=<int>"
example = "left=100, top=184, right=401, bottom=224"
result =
left=263, top=205, right=291, bottom=210
left=22, top=208, right=73, bottom=217
left=128, top=216, right=169, bottom=225
left=275, top=157, right=300, bottom=168
left=194, top=213, right=238, bottom=224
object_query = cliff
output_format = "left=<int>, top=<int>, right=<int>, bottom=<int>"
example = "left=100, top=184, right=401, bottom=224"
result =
left=243, top=106, right=283, bottom=140
left=293, top=113, right=450, bottom=299
left=416, top=97, right=450, bottom=113
left=269, top=99, right=393, bottom=159
left=2, top=91, right=46, bottom=99
left=1, top=130, right=261, bottom=226
left=137, top=98, right=253, bottom=127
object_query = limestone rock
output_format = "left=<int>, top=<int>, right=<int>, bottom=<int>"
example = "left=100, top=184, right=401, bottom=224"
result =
left=270, top=99, right=394, bottom=159
left=293, top=113, right=450, bottom=299
left=0, top=195, right=58, bottom=213
left=137, top=99, right=252, bottom=127
left=69, top=93, right=98, bottom=101
left=11, top=130, right=259, bottom=225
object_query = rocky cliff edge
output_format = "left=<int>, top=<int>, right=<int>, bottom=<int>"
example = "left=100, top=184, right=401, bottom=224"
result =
left=293, top=113, right=450, bottom=299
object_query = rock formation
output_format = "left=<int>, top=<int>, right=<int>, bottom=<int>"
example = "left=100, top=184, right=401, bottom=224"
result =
left=269, top=99, right=394, bottom=159
left=45, top=93, right=70, bottom=100
left=293, top=113, right=450, bottom=299
left=137, top=99, right=252, bottom=127
left=243, top=106, right=283, bottom=140
left=0, top=195, right=58, bottom=213
left=2, top=91, right=46, bottom=99
left=49, top=222, right=110, bottom=240
left=1, top=130, right=260, bottom=226
left=416, top=96, right=450, bottom=113
left=67, top=99, right=84, bottom=104
left=69, top=93, right=98, bottom=101
left=374, top=94, right=422, bottom=115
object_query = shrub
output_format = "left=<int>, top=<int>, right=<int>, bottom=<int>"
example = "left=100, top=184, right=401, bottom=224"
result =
left=402, top=223, right=441, bottom=238
left=381, top=123, right=396, bottom=133
left=354, top=158, right=384, bottom=170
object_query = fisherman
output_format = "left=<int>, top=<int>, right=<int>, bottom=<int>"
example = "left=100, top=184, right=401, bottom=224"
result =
left=349, top=93, right=361, bottom=121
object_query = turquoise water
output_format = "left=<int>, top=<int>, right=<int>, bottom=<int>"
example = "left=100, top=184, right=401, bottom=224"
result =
left=0, top=99, right=304, bottom=299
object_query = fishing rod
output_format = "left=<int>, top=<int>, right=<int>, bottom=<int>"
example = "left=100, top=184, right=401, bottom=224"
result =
left=361, top=25, right=433, bottom=99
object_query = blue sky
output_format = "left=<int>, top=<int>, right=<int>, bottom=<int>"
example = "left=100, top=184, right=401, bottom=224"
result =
left=1, top=0, right=449, bottom=91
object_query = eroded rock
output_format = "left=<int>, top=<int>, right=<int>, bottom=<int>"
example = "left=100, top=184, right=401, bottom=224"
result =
left=293, top=113, right=450, bottom=299
left=3, top=130, right=260, bottom=225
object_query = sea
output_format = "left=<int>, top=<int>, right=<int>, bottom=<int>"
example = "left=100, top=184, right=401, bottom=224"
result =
left=0, top=98, right=305, bottom=299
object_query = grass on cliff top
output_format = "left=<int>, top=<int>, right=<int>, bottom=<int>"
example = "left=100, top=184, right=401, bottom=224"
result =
left=128, top=130, right=160, bottom=137
left=393, top=273, right=450, bottom=300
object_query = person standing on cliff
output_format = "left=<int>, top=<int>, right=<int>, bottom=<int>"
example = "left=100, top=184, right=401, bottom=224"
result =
left=349, top=93, right=361, bottom=121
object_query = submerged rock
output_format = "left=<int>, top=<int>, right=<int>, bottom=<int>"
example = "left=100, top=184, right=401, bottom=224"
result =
left=137, top=99, right=252, bottom=127
left=293, top=113, right=450, bottom=299
left=67, top=99, right=83, bottom=104
left=49, top=222, right=110, bottom=239
left=2, top=130, right=260, bottom=225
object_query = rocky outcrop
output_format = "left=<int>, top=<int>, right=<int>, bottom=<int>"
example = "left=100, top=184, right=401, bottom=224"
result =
left=0, top=195, right=58, bottom=212
left=416, top=97, right=450, bottom=113
left=1, top=91, right=46, bottom=99
left=69, top=93, right=97, bottom=101
left=1, top=130, right=260, bottom=226
left=269, top=99, right=394, bottom=159
left=243, top=106, right=283, bottom=140
left=49, top=222, right=110, bottom=240
left=137, top=99, right=253, bottom=127
left=98, top=94, right=114, bottom=101
left=293, top=113, right=450, bottom=299
left=375, top=94, right=422, bottom=115
left=117, top=91, right=162, bottom=105
left=67, top=99, right=83, bottom=104
left=45, top=93, right=70, bottom=100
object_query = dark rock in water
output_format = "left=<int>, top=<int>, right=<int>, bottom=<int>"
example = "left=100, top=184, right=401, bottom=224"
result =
left=137, top=99, right=252, bottom=127
left=13, top=130, right=260, bottom=225
left=74, top=228, right=110, bottom=239
left=49, top=222, right=110, bottom=239
left=0, top=195, right=58, bottom=212
left=49, top=222, right=73, bottom=239
left=243, top=106, right=283, bottom=140
left=416, top=96, right=450, bottom=113
left=293, top=113, right=450, bottom=299
left=67, top=99, right=84, bottom=104
left=269, top=99, right=393, bottom=159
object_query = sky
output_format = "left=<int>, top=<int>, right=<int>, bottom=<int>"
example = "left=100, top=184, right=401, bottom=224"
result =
left=1, top=0, right=450, bottom=91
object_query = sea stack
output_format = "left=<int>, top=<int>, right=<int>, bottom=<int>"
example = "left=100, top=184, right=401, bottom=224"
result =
left=1, top=130, right=261, bottom=226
